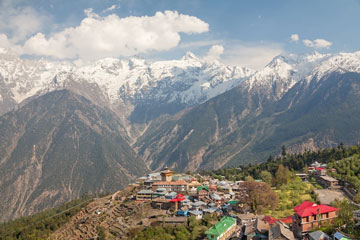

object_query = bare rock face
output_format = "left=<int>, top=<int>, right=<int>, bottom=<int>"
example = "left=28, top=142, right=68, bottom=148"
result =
left=0, top=90, right=148, bottom=221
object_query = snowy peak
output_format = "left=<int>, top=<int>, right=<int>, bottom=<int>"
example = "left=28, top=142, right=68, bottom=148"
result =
left=307, top=51, right=360, bottom=82
left=0, top=50, right=254, bottom=114
left=1, top=49, right=360, bottom=118
left=243, top=51, right=359, bottom=99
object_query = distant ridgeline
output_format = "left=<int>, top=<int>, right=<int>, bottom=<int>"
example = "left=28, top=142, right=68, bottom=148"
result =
left=202, top=144, right=360, bottom=187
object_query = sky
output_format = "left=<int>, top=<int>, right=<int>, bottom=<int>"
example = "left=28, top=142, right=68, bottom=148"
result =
left=0, top=0, right=359, bottom=69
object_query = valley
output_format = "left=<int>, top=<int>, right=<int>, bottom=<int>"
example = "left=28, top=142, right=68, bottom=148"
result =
left=1, top=49, right=360, bottom=223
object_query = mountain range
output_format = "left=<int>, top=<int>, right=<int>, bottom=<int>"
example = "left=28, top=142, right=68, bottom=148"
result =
left=0, top=47, right=360, bottom=221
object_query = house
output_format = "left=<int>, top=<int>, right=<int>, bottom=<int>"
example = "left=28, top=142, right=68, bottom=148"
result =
left=317, top=175, right=339, bottom=188
left=292, top=201, right=338, bottom=237
left=165, top=191, right=177, bottom=199
left=160, top=166, right=173, bottom=181
left=191, top=200, right=207, bottom=208
left=296, top=173, right=309, bottom=181
left=353, top=209, right=360, bottom=221
left=151, top=198, right=173, bottom=210
left=268, top=221, right=295, bottom=240
left=255, top=218, right=270, bottom=239
left=206, top=216, right=237, bottom=240
left=333, top=232, right=353, bottom=240
left=197, top=186, right=210, bottom=200
left=159, top=217, right=188, bottom=225
left=176, top=209, right=189, bottom=216
left=236, top=213, right=257, bottom=225
left=152, top=179, right=188, bottom=192
left=308, top=230, right=330, bottom=240
left=136, top=189, right=154, bottom=200
left=188, top=209, right=203, bottom=219
left=240, top=223, right=256, bottom=240
left=188, top=179, right=202, bottom=189
left=314, top=167, right=327, bottom=176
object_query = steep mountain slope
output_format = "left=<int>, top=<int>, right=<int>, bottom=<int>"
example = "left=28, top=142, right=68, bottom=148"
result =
left=135, top=52, right=360, bottom=171
left=0, top=90, right=148, bottom=221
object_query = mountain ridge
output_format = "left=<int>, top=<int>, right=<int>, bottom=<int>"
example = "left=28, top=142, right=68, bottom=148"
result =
left=0, top=89, right=148, bottom=221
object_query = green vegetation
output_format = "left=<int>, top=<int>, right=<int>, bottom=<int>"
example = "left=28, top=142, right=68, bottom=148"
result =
left=203, top=144, right=360, bottom=217
left=134, top=214, right=218, bottom=240
left=0, top=195, right=92, bottom=240
left=264, top=177, right=316, bottom=218
left=203, top=144, right=360, bottom=182
left=328, top=153, right=360, bottom=190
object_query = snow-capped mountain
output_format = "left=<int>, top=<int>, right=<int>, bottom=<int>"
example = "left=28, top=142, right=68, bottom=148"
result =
left=1, top=48, right=360, bottom=122
left=0, top=49, right=254, bottom=118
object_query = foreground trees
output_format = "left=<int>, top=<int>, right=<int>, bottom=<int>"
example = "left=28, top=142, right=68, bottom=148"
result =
left=240, top=181, right=278, bottom=213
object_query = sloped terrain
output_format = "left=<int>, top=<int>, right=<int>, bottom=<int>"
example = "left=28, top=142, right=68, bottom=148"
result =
left=0, top=90, right=148, bottom=221
left=135, top=71, right=360, bottom=171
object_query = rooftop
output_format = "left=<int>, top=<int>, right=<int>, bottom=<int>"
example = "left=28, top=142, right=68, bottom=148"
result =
left=153, top=179, right=187, bottom=186
left=319, top=175, right=338, bottom=182
left=294, top=201, right=338, bottom=217
left=206, top=216, right=236, bottom=236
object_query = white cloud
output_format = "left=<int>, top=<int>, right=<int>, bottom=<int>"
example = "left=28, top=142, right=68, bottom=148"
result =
left=222, top=43, right=284, bottom=70
left=84, top=8, right=100, bottom=19
left=102, top=5, right=118, bottom=13
left=302, top=38, right=332, bottom=49
left=290, top=34, right=299, bottom=42
left=21, top=10, right=209, bottom=60
left=0, top=4, right=48, bottom=43
left=205, top=44, right=224, bottom=61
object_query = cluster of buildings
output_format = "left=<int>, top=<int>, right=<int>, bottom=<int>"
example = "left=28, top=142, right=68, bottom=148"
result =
left=132, top=166, right=353, bottom=239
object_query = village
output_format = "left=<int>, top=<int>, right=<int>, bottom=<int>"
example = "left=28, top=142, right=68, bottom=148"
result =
left=129, top=163, right=359, bottom=240
left=51, top=161, right=360, bottom=240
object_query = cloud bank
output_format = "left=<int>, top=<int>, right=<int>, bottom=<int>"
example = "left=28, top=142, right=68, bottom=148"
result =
left=0, top=10, right=209, bottom=60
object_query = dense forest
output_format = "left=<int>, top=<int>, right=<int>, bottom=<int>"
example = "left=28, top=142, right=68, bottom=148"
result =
left=0, top=195, right=92, bottom=240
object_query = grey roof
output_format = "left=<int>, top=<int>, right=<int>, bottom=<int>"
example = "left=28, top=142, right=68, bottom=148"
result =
left=210, top=193, right=222, bottom=200
left=192, top=201, right=206, bottom=207
left=308, top=230, right=330, bottom=240
left=255, top=219, right=270, bottom=234
left=166, top=191, right=177, bottom=196
left=189, top=210, right=203, bottom=215
left=137, top=189, right=153, bottom=194
left=203, top=208, right=217, bottom=213
left=269, top=222, right=295, bottom=240
left=320, top=175, right=338, bottom=182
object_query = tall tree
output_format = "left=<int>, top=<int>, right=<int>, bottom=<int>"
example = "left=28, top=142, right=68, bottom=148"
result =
left=275, top=164, right=289, bottom=187
left=260, top=171, right=273, bottom=186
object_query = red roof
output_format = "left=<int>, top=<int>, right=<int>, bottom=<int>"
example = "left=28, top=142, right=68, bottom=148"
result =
left=279, top=216, right=293, bottom=224
left=293, top=201, right=315, bottom=212
left=294, top=201, right=338, bottom=217
left=316, top=167, right=325, bottom=170
left=263, top=216, right=277, bottom=224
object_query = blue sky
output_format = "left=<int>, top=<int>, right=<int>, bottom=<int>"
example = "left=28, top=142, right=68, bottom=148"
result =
left=0, top=0, right=359, bottom=69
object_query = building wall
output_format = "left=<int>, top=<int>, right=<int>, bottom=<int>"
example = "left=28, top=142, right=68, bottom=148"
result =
left=294, top=212, right=337, bottom=233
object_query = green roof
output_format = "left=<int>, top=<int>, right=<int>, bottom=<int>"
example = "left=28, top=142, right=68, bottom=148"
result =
left=228, top=200, right=239, bottom=205
left=205, top=217, right=236, bottom=236
left=197, top=185, right=209, bottom=191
